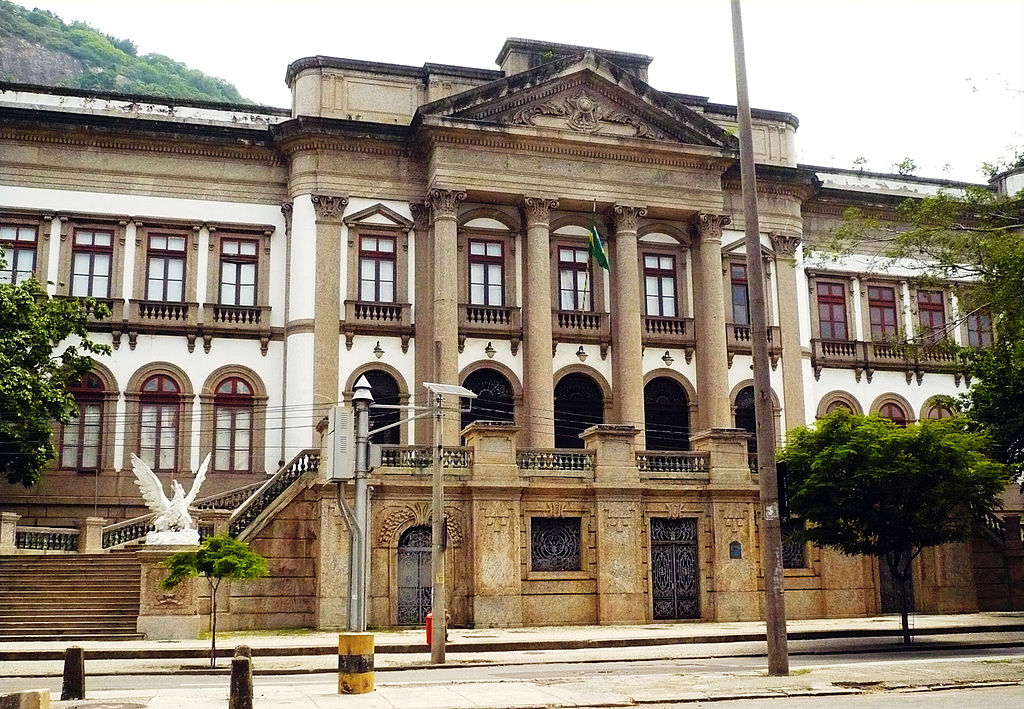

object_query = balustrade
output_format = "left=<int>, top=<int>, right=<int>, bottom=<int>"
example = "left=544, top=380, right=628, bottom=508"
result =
left=812, top=338, right=965, bottom=377
left=516, top=449, right=594, bottom=472
left=636, top=451, right=709, bottom=475
left=16, top=526, right=80, bottom=552
left=376, top=446, right=473, bottom=469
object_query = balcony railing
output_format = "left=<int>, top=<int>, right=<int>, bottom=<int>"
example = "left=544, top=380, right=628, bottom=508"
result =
left=726, top=323, right=782, bottom=355
left=642, top=315, right=696, bottom=349
left=517, top=449, right=595, bottom=474
left=812, top=338, right=965, bottom=379
left=377, top=446, right=473, bottom=469
left=636, top=451, right=709, bottom=477
left=210, top=304, right=267, bottom=326
left=552, top=310, right=610, bottom=354
left=131, top=299, right=196, bottom=324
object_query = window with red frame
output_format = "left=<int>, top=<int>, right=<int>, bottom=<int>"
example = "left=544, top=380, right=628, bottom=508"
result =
left=558, top=246, right=592, bottom=311
left=917, top=290, right=946, bottom=343
left=59, top=372, right=104, bottom=471
left=213, top=377, right=254, bottom=472
left=825, top=400, right=853, bottom=415
left=468, top=240, right=504, bottom=306
left=967, top=310, right=993, bottom=348
left=730, top=263, right=749, bottom=324
left=0, top=223, right=37, bottom=284
left=644, top=254, right=677, bottom=317
left=139, top=374, right=180, bottom=471
left=879, top=402, right=908, bottom=427
left=146, top=234, right=186, bottom=302
left=220, top=238, right=258, bottom=306
left=868, top=285, right=898, bottom=340
left=71, top=229, right=114, bottom=298
left=817, top=282, right=848, bottom=340
left=359, top=235, right=395, bottom=302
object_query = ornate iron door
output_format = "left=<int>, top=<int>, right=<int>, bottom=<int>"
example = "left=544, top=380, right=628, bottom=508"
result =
left=650, top=518, right=700, bottom=619
left=396, top=526, right=432, bottom=625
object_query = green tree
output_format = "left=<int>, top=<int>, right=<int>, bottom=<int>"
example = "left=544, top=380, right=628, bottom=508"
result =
left=161, top=534, right=269, bottom=667
left=0, top=271, right=109, bottom=486
left=778, top=411, right=1008, bottom=644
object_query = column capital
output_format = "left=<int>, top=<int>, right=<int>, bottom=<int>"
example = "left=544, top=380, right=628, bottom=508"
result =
left=612, top=205, right=647, bottom=233
left=280, top=201, right=294, bottom=235
left=409, top=202, right=431, bottom=231
left=769, top=232, right=801, bottom=256
left=521, top=196, right=559, bottom=227
left=311, top=194, right=349, bottom=222
left=696, top=213, right=731, bottom=242
left=426, top=188, right=466, bottom=221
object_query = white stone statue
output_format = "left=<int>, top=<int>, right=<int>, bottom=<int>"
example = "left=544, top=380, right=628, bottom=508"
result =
left=130, top=452, right=210, bottom=545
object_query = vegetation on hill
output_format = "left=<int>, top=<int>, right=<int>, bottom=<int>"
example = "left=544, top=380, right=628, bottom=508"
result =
left=0, top=1, right=248, bottom=102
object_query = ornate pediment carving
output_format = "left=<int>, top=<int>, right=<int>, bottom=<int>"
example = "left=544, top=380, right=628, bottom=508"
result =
left=501, top=90, right=666, bottom=140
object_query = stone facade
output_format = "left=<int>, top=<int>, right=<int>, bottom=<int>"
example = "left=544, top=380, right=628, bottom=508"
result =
left=1, top=37, right=1021, bottom=630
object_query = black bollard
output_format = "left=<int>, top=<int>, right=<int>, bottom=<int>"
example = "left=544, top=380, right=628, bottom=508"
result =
left=61, top=646, right=85, bottom=700
left=234, top=644, right=252, bottom=659
left=229, top=654, right=253, bottom=709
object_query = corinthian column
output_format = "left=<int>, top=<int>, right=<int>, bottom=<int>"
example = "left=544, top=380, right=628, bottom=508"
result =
left=521, top=197, right=558, bottom=447
left=311, top=194, right=348, bottom=426
left=427, top=188, right=466, bottom=444
left=769, top=233, right=807, bottom=431
left=693, top=213, right=731, bottom=430
left=611, top=204, right=647, bottom=446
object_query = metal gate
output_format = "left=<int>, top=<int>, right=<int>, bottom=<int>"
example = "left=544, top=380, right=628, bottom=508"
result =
left=396, top=525, right=432, bottom=625
left=650, top=518, right=700, bottom=619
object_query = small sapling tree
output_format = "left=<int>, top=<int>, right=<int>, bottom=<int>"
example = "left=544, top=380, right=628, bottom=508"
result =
left=778, top=411, right=1007, bottom=644
left=161, top=534, right=269, bottom=667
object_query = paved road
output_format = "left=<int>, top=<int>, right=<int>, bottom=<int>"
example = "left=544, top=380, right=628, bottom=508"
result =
left=673, top=686, right=1024, bottom=708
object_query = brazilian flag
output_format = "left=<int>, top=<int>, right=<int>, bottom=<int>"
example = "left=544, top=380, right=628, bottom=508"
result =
left=588, top=223, right=610, bottom=271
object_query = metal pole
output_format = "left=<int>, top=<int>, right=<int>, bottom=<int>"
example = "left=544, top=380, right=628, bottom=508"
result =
left=430, top=392, right=446, bottom=664
left=730, top=0, right=789, bottom=676
left=352, top=385, right=372, bottom=632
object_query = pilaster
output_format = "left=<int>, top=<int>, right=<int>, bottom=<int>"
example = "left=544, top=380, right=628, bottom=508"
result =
left=693, top=213, right=732, bottom=430
left=611, top=205, right=647, bottom=446
left=521, top=196, right=559, bottom=447
left=411, top=203, right=433, bottom=444
left=311, top=194, right=348, bottom=429
left=427, top=188, right=466, bottom=444
left=769, top=233, right=807, bottom=430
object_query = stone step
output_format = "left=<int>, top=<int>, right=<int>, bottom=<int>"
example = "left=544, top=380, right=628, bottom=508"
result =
left=0, top=632, right=145, bottom=641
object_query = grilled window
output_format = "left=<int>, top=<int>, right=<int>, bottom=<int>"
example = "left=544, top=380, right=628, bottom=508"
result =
left=531, top=517, right=581, bottom=572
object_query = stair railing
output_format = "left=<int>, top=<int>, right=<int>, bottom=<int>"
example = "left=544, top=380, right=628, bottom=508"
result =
left=227, top=449, right=320, bottom=538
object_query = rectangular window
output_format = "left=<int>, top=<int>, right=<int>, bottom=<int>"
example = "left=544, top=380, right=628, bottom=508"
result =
left=468, top=239, right=503, bottom=306
left=215, top=407, right=252, bottom=472
left=917, top=290, right=946, bottom=343
left=359, top=235, right=396, bottom=303
left=60, top=402, right=102, bottom=470
left=867, top=285, right=898, bottom=340
left=967, top=310, right=993, bottom=348
left=0, top=224, right=38, bottom=284
left=558, top=247, right=591, bottom=311
left=146, top=234, right=186, bottom=302
left=140, top=402, right=178, bottom=471
left=730, top=264, right=749, bottom=324
left=71, top=229, right=113, bottom=298
left=531, top=517, right=582, bottom=572
left=817, top=282, right=848, bottom=340
left=219, top=238, right=258, bottom=306
left=644, top=254, right=677, bottom=317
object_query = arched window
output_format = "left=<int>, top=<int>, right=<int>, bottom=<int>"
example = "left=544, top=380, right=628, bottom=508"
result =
left=879, top=402, right=908, bottom=427
left=825, top=400, right=853, bottom=414
left=214, top=377, right=254, bottom=472
left=553, top=373, right=604, bottom=449
left=927, top=405, right=953, bottom=420
left=362, top=370, right=400, bottom=445
left=461, top=368, right=514, bottom=432
left=59, top=372, right=105, bottom=471
left=735, top=386, right=757, bottom=452
left=644, top=377, right=690, bottom=451
left=140, top=374, right=181, bottom=471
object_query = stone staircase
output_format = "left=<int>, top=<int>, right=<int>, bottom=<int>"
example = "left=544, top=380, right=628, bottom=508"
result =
left=0, top=552, right=143, bottom=641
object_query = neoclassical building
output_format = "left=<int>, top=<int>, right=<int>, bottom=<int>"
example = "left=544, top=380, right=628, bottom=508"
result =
left=1, top=38, right=1021, bottom=632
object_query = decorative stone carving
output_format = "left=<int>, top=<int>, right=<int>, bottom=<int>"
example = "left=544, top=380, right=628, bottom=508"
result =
left=426, top=189, right=466, bottom=221
left=484, top=505, right=513, bottom=534
left=376, top=507, right=416, bottom=547
left=502, top=90, right=665, bottom=140
left=612, top=205, right=647, bottom=233
left=409, top=203, right=430, bottom=231
left=769, top=232, right=801, bottom=256
left=605, top=505, right=637, bottom=534
left=522, top=197, right=559, bottom=226
left=375, top=502, right=464, bottom=548
left=311, top=194, right=348, bottom=222
left=280, top=201, right=293, bottom=236
left=697, top=213, right=731, bottom=241
left=545, top=501, right=567, bottom=518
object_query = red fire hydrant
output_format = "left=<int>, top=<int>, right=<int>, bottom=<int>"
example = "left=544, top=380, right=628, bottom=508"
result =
left=425, top=612, right=433, bottom=647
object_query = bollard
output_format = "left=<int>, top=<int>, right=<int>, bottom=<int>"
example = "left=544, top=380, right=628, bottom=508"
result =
left=338, top=632, right=374, bottom=694
left=234, top=644, right=252, bottom=659
left=229, top=654, right=253, bottom=709
left=61, top=646, right=85, bottom=700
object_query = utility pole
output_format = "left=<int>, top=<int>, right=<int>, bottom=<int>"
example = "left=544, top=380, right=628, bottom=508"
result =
left=730, top=0, right=790, bottom=676
left=351, top=377, right=373, bottom=632
left=430, top=390, right=445, bottom=664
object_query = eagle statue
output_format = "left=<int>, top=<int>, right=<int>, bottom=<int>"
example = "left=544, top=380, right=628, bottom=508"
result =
left=130, top=452, right=210, bottom=544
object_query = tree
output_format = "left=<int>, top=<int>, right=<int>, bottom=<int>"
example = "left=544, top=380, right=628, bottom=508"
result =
left=0, top=272, right=109, bottom=486
left=778, top=411, right=1008, bottom=644
left=161, top=534, right=269, bottom=667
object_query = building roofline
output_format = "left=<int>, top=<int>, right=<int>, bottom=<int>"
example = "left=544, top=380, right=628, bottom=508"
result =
left=284, top=56, right=503, bottom=87
left=495, top=37, right=653, bottom=68
left=801, top=163, right=986, bottom=189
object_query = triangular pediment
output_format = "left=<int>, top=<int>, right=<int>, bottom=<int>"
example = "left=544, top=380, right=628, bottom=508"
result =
left=417, top=51, right=737, bottom=149
left=343, top=203, right=413, bottom=230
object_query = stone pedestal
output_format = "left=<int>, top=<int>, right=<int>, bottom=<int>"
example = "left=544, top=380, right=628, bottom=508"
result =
left=197, top=509, right=233, bottom=537
left=690, top=428, right=753, bottom=487
left=76, top=517, right=105, bottom=554
left=580, top=424, right=641, bottom=485
left=463, top=422, right=520, bottom=482
left=0, top=512, right=21, bottom=555
left=136, top=546, right=202, bottom=639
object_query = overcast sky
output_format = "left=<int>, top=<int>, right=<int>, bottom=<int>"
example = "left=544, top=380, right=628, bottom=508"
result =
left=22, top=0, right=1024, bottom=183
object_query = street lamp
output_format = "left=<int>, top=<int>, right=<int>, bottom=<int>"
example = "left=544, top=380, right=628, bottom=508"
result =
left=351, top=376, right=373, bottom=632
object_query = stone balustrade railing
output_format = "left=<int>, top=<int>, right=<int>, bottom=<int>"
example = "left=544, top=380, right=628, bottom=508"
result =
left=636, top=451, right=710, bottom=475
left=377, top=446, right=473, bottom=469
left=228, top=450, right=320, bottom=538
left=516, top=449, right=595, bottom=472
left=16, top=526, right=80, bottom=552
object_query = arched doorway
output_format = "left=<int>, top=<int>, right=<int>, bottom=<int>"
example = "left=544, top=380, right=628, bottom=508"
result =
left=735, top=386, right=756, bottom=452
left=396, top=525, right=432, bottom=625
left=553, top=372, right=604, bottom=449
left=362, top=370, right=400, bottom=444
left=644, top=377, right=690, bottom=451
left=461, top=368, right=514, bottom=432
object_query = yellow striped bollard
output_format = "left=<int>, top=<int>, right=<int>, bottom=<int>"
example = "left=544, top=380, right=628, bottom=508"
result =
left=338, top=632, right=374, bottom=694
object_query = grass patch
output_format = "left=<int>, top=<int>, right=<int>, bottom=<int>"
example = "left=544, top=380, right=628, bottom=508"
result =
left=791, top=668, right=813, bottom=676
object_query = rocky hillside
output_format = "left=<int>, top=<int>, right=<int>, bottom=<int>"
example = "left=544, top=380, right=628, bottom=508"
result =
left=0, top=1, right=247, bottom=103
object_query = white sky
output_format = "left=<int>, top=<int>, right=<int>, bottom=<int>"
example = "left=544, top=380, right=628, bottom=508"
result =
left=21, top=0, right=1024, bottom=183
